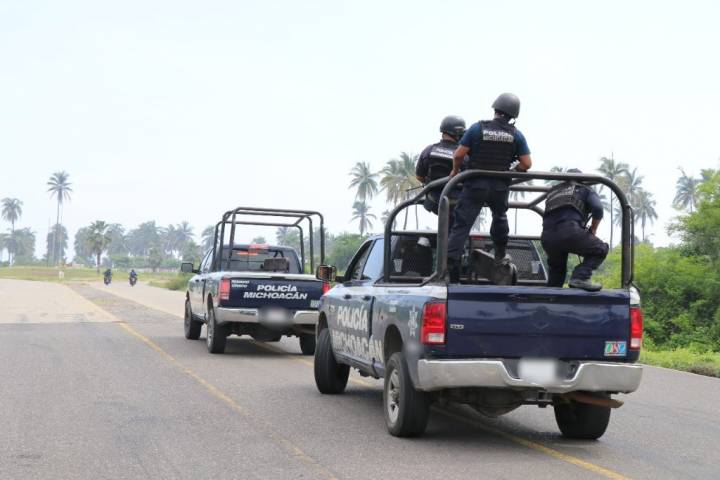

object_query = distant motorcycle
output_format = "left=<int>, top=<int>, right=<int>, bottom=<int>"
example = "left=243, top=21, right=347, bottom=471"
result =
left=129, top=276, right=137, bottom=287
left=103, top=275, right=112, bottom=285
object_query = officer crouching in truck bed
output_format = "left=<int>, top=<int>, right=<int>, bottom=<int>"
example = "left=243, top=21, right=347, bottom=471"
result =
left=541, top=168, right=609, bottom=291
left=415, top=115, right=466, bottom=222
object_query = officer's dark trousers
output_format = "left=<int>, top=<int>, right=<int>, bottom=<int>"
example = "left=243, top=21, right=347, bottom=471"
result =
left=447, top=185, right=509, bottom=262
left=541, top=220, right=609, bottom=287
left=424, top=189, right=459, bottom=228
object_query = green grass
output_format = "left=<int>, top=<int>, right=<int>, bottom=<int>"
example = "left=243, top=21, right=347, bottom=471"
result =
left=641, top=348, right=720, bottom=378
left=149, top=274, right=192, bottom=291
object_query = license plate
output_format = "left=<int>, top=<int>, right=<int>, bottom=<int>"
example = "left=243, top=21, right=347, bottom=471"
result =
left=262, top=308, right=289, bottom=324
left=518, top=358, right=559, bottom=385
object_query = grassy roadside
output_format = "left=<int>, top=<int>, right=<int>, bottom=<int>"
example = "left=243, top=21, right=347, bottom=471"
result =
left=0, top=266, right=178, bottom=284
left=640, top=348, right=720, bottom=378
left=148, top=274, right=192, bottom=291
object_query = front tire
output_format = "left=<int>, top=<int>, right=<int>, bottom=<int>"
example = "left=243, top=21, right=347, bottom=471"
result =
left=184, top=299, right=202, bottom=340
left=383, top=352, right=429, bottom=437
left=206, top=307, right=228, bottom=354
left=299, top=333, right=316, bottom=355
left=314, top=328, right=349, bottom=394
left=554, top=393, right=611, bottom=440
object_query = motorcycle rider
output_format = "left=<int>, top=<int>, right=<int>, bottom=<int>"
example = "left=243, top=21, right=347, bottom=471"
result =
left=415, top=116, right=466, bottom=219
left=129, top=269, right=138, bottom=284
left=103, top=268, right=112, bottom=284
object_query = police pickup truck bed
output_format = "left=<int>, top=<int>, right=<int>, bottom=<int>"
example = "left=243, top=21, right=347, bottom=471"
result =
left=183, top=243, right=328, bottom=354
left=313, top=170, right=643, bottom=438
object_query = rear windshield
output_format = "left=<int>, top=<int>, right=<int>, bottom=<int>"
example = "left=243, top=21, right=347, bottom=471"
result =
left=222, top=247, right=301, bottom=274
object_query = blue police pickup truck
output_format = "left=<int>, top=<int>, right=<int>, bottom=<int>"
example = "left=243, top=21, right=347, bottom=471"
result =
left=182, top=208, right=329, bottom=355
left=313, top=171, right=644, bottom=438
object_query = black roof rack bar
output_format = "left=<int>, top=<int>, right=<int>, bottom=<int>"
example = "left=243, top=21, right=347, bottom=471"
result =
left=213, top=207, right=324, bottom=273
left=436, top=170, right=633, bottom=287
left=382, top=170, right=634, bottom=288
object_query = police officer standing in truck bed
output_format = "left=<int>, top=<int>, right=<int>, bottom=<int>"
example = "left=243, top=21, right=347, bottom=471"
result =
left=541, top=169, right=609, bottom=291
left=415, top=115, right=466, bottom=218
left=446, top=93, right=532, bottom=283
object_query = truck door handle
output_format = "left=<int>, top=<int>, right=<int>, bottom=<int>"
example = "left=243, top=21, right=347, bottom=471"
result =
left=343, top=294, right=352, bottom=300
left=362, top=295, right=372, bottom=301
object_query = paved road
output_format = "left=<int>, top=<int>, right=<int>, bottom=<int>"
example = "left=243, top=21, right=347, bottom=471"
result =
left=1, top=279, right=719, bottom=479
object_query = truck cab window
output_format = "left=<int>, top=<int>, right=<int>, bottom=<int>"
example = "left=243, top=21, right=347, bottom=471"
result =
left=347, top=241, right=372, bottom=281
left=361, top=240, right=384, bottom=281
left=200, top=251, right=212, bottom=273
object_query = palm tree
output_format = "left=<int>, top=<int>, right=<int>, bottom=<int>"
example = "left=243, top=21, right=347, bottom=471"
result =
left=349, top=162, right=379, bottom=202
left=47, top=171, right=72, bottom=266
left=379, top=153, right=421, bottom=229
left=622, top=167, right=644, bottom=202
left=597, top=156, right=629, bottom=248
left=673, top=168, right=700, bottom=212
left=351, top=201, right=375, bottom=236
left=176, top=221, right=194, bottom=251
left=201, top=225, right=215, bottom=250
left=1, top=198, right=23, bottom=264
left=633, top=189, right=658, bottom=242
left=86, top=221, right=112, bottom=273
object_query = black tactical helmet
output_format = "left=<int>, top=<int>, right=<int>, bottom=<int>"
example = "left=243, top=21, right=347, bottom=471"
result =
left=492, top=93, right=521, bottom=118
left=439, top=115, right=466, bottom=139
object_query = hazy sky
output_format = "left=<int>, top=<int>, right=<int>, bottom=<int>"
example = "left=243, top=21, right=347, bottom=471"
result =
left=2, top=0, right=719, bottom=257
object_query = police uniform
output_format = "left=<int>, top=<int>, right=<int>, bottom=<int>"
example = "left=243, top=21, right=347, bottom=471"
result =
left=541, top=182, right=609, bottom=287
left=446, top=118, right=530, bottom=269
left=416, top=139, right=460, bottom=214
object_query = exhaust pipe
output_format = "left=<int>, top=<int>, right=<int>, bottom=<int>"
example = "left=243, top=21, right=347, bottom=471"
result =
left=562, top=392, right=624, bottom=409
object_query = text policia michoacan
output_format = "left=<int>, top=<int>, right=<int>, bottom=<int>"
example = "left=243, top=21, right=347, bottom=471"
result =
left=242, top=284, right=309, bottom=300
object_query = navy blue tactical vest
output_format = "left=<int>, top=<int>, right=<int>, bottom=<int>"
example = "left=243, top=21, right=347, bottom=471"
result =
left=467, top=120, right=516, bottom=171
left=545, top=182, right=589, bottom=219
left=426, top=141, right=457, bottom=181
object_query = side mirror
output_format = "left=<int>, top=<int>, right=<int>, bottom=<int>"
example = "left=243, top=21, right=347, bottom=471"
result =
left=181, top=262, right=196, bottom=274
left=315, top=264, right=337, bottom=282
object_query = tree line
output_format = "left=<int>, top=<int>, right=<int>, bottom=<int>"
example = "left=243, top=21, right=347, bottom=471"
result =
left=597, top=167, right=720, bottom=353
left=346, top=152, right=706, bottom=248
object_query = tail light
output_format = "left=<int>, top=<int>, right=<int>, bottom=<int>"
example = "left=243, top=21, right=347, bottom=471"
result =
left=421, top=302, right=446, bottom=345
left=630, top=306, right=643, bottom=350
left=322, top=282, right=331, bottom=295
left=219, top=277, right=231, bottom=301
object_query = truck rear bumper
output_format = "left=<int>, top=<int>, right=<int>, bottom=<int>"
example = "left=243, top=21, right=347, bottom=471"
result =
left=215, top=308, right=318, bottom=326
left=416, top=359, right=643, bottom=394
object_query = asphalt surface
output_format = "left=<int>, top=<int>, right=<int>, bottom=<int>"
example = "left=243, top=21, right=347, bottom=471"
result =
left=1, top=279, right=719, bottom=480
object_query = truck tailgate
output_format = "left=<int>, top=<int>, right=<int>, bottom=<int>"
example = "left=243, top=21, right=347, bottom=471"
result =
left=225, top=277, right=323, bottom=310
left=446, top=285, right=631, bottom=361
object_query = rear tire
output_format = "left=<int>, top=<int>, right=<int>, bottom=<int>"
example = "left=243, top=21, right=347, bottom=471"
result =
left=299, top=333, right=316, bottom=355
left=384, top=352, right=429, bottom=437
left=314, top=328, right=349, bottom=394
left=554, top=393, right=611, bottom=440
left=184, top=299, right=202, bottom=340
left=206, top=307, right=228, bottom=354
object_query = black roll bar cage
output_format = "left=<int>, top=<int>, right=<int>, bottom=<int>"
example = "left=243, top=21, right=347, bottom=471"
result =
left=383, top=170, right=635, bottom=288
left=210, top=207, right=325, bottom=273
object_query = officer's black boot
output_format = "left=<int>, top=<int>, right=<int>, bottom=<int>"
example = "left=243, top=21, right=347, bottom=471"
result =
left=448, top=259, right=461, bottom=283
left=568, top=277, right=602, bottom=292
left=493, top=244, right=509, bottom=264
